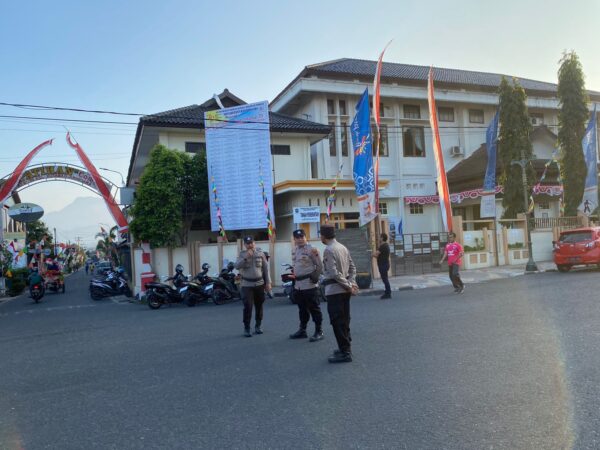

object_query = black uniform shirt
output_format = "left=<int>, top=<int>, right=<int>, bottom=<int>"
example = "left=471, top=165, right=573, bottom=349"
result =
left=377, top=242, right=390, bottom=266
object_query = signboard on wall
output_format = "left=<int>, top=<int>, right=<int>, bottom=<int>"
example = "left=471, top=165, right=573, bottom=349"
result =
left=8, top=203, right=44, bottom=223
left=204, top=101, right=275, bottom=231
left=293, top=207, right=321, bottom=224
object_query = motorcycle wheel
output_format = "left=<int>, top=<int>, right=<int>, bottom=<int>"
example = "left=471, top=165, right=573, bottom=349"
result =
left=212, top=289, right=229, bottom=305
left=90, top=288, right=104, bottom=301
left=147, top=292, right=162, bottom=310
left=61, top=283, right=66, bottom=293
left=33, top=296, right=40, bottom=304
left=124, top=286, right=132, bottom=298
left=184, top=291, right=197, bottom=307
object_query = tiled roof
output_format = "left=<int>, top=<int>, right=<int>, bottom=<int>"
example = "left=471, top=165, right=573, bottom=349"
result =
left=302, top=58, right=600, bottom=97
left=447, top=146, right=559, bottom=192
left=140, top=105, right=331, bottom=134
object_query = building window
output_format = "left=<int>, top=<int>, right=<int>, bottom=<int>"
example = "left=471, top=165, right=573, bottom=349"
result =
left=409, top=203, right=424, bottom=214
left=538, top=201, right=550, bottom=210
left=379, top=202, right=388, bottom=215
left=308, top=199, right=312, bottom=206
left=185, top=142, right=206, bottom=154
left=340, top=122, right=349, bottom=157
left=327, top=99, right=335, bottom=115
left=530, top=112, right=544, bottom=125
left=403, top=105, right=421, bottom=119
left=339, top=100, right=347, bottom=116
left=469, top=109, right=484, bottom=124
left=350, top=198, right=353, bottom=206
left=379, top=102, right=385, bottom=118
left=271, top=145, right=291, bottom=155
left=371, top=124, right=389, bottom=157
left=438, top=107, right=454, bottom=122
left=403, top=126, right=425, bottom=157
left=317, top=198, right=320, bottom=206
left=328, top=122, right=337, bottom=156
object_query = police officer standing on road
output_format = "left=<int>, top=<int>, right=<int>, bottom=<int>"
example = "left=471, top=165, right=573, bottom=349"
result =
left=289, top=229, right=325, bottom=342
left=235, top=236, right=271, bottom=337
left=320, top=224, right=358, bottom=363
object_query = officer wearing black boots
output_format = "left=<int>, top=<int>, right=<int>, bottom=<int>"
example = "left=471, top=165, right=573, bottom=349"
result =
left=235, top=236, right=271, bottom=337
left=320, top=224, right=358, bottom=363
left=289, top=229, right=324, bottom=342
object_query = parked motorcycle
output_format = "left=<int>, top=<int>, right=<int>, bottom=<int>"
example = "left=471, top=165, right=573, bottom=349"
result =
left=90, top=267, right=132, bottom=300
left=212, top=262, right=241, bottom=304
left=184, top=263, right=215, bottom=306
left=146, top=264, right=189, bottom=309
left=280, top=263, right=297, bottom=304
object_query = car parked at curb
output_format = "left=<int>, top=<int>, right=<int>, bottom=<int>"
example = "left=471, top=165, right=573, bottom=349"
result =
left=553, top=227, right=600, bottom=272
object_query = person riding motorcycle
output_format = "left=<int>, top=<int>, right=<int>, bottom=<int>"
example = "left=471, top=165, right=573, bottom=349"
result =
left=28, top=267, right=44, bottom=296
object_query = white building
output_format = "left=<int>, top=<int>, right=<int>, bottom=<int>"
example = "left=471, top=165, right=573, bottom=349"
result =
left=270, top=58, right=600, bottom=234
left=126, top=89, right=331, bottom=242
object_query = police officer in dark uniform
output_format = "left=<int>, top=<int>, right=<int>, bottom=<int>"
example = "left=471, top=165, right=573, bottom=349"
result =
left=235, top=236, right=271, bottom=337
left=289, top=229, right=324, bottom=342
left=320, top=224, right=358, bottom=363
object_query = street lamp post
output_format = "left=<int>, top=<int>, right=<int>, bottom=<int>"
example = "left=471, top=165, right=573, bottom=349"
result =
left=99, top=168, right=125, bottom=186
left=511, top=154, right=538, bottom=273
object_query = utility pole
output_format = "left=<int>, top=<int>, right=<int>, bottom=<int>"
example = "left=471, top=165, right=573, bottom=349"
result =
left=53, top=227, right=57, bottom=257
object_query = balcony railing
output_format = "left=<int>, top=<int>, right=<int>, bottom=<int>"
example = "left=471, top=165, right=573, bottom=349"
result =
left=531, top=216, right=582, bottom=230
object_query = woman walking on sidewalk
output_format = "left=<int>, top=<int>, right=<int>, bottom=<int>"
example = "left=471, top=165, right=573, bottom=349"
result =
left=440, top=232, right=464, bottom=293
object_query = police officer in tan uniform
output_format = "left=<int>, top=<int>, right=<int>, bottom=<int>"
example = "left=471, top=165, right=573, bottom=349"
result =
left=289, top=229, right=324, bottom=342
left=235, top=236, right=271, bottom=337
left=320, top=224, right=358, bottom=363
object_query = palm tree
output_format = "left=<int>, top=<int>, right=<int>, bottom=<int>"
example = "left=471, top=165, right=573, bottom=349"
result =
left=95, top=225, right=119, bottom=266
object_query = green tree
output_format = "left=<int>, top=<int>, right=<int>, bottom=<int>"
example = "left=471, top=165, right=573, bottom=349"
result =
left=180, top=152, right=210, bottom=243
left=26, top=220, right=53, bottom=246
left=557, top=51, right=589, bottom=216
left=129, top=145, right=186, bottom=247
left=497, top=77, right=535, bottom=219
left=95, top=225, right=119, bottom=266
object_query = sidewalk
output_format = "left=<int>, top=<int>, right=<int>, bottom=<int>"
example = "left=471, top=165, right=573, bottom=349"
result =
left=368, top=260, right=557, bottom=293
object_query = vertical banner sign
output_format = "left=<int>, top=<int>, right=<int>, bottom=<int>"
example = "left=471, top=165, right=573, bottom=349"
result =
left=427, top=68, right=453, bottom=232
left=204, top=101, right=275, bottom=231
left=373, top=41, right=391, bottom=213
left=480, top=110, right=499, bottom=218
left=326, top=163, right=343, bottom=222
left=351, top=89, right=377, bottom=226
left=579, top=107, right=598, bottom=215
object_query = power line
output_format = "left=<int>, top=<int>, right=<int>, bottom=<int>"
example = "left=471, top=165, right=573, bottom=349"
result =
left=0, top=102, right=144, bottom=116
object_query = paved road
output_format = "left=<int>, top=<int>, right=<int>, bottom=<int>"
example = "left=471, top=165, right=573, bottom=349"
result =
left=1, top=269, right=600, bottom=449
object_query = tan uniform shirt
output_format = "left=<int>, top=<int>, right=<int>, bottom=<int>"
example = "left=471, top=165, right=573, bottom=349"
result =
left=322, top=239, right=356, bottom=296
left=292, top=244, right=323, bottom=291
left=235, top=248, right=271, bottom=287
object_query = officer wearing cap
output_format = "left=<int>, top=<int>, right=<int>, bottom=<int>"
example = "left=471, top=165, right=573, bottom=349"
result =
left=320, top=224, right=358, bottom=363
left=235, top=236, right=271, bottom=337
left=289, top=229, right=324, bottom=342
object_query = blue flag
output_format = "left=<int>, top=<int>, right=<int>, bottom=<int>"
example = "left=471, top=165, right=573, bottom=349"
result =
left=480, top=110, right=499, bottom=217
left=579, top=107, right=598, bottom=215
left=351, top=89, right=377, bottom=225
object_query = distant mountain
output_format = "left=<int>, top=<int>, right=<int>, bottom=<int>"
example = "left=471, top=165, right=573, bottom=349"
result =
left=42, top=197, right=116, bottom=249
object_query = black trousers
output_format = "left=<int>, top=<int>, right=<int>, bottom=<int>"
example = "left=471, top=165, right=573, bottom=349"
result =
left=378, top=263, right=391, bottom=294
left=448, top=264, right=463, bottom=289
left=294, top=288, right=323, bottom=329
left=326, top=292, right=352, bottom=353
left=242, top=285, right=265, bottom=327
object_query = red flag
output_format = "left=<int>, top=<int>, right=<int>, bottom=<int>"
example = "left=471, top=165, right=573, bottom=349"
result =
left=0, top=139, right=53, bottom=204
left=66, top=133, right=129, bottom=233
left=427, top=68, right=452, bottom=232
left=373, top=41, right=392, bottom=213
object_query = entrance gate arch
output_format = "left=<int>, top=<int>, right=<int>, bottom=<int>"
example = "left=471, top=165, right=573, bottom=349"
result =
left=0, top=134, right=128, bottom=235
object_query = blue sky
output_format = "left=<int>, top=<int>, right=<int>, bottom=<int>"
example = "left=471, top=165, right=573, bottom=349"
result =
left=1, top=0, right=599, bottom=242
